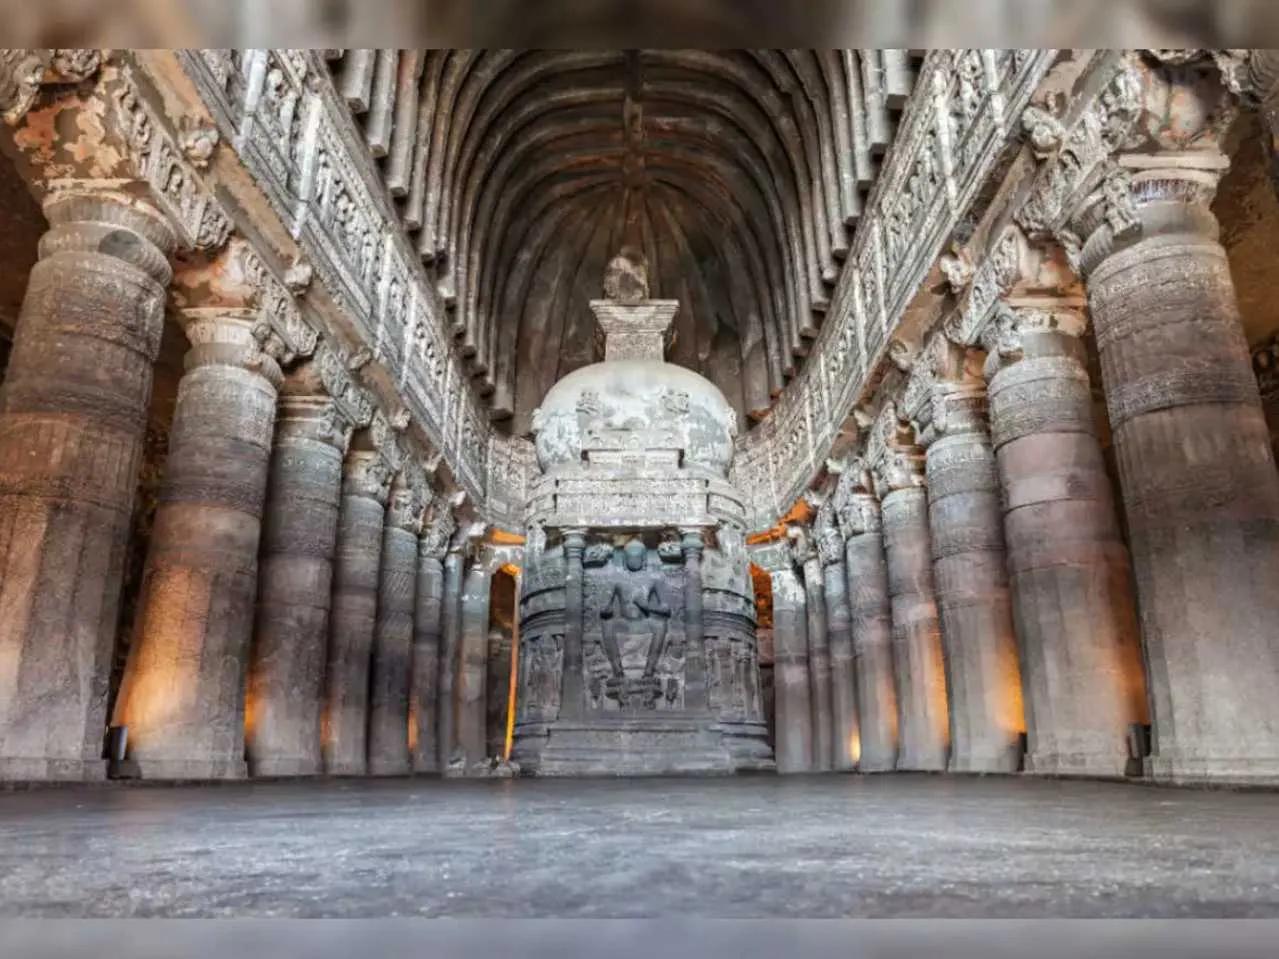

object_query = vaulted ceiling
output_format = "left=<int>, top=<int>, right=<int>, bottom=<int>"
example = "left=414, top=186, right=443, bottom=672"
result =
left=326, top=50, right=918, bottom=435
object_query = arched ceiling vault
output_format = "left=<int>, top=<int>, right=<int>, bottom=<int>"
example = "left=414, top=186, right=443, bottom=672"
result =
left=326, top=49, right=918, bottom=435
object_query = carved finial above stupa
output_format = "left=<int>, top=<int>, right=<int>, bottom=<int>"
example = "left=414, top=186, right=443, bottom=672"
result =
left=603, top=245, right=649, bottom=305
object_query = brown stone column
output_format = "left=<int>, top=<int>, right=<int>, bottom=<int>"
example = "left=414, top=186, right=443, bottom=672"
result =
left=922, top=364, right=1025, bottom=773
left=0, top=188, right=174, bottom=781
left=815, top=507, right=858, bottom=771
left=836, top=471, right=898, bottom=772
left=323, top=442, right=392, bottom=775
left=874, top=413, right=949, bottom=771
left=559, top=529, right=587, bottom=721
left=412, top=500, right=452, bottom=773
left=790, top=526, right=833, bottom=772
left=246, top=349, right=368, bottom=778
left=986, top=284, right=1145, bottom=778
left=436, top=535, right=466, bottom=765
left=457, top=549, right=494, bottom=764
left=681, top=528, right=709, bottom=712
left=751, top=541, right=813, bottom=774
left=113, top=305, right=281, bottom=780
left=1251, top=337, right=1279, bottom=464
left=368, top=469, right=425, bottom=776
left=1077, top=132, right=1279, bottom=782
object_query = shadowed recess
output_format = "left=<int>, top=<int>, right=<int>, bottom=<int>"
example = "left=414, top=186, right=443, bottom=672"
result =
left=325, top=49, right=919, bottom=435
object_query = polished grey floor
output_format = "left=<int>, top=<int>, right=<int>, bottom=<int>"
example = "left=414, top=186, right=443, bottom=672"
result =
left=1, top=774, right=1277, bottom=917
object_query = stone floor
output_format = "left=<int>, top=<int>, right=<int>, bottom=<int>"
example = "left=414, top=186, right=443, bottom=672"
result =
left=1, top=774, right=1278, bottom=917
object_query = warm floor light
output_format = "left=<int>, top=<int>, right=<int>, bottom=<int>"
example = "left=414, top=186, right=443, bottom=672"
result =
left=847, top=729, right=861, bottom=765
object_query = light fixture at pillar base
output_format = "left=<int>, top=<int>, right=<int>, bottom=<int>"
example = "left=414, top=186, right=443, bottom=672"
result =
left=105, top=725, right=140, bottom=780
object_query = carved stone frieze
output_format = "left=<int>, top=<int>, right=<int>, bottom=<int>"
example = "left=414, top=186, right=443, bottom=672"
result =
left=162, top=48, right=1057, bottom=535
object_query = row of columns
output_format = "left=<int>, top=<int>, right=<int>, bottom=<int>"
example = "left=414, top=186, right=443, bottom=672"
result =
left=758, top=129, right=1279, bottom=783
left=0, top=184, right=493, bottom=781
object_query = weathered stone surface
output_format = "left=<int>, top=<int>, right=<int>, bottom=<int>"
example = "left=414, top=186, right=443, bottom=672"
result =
left=881, top=486, right=950, bottom=772
left=0, top=188, right=173, bottom=782
left=436, top=542, right=466, bottom=766
left=246, top=390, right=348, bottom=778
left=987, top=305, right=1146, bottom=779
left=924, top=383, right=1024, bottom=774
left=1083, top=157, right=1279, bottom=785
left=368, top=472, right=423, bottom=776
left=790, top=525, right=833, bottom=772
left=753, top=541, right=814, bottom=775
left=457, top=558, right=494, bottom=765
left=838, top=490, right=899, bottom=773
left=114, top=309, right=280, bottom=781
left=411, top=502, right=452, bottom=773
left=323, top=447, right=391, bottom=775
left=816, top=507, right=858, bottom=773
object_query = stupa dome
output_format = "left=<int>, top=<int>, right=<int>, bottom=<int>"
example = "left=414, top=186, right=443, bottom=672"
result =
left=532, top=356, right=737, bottom=476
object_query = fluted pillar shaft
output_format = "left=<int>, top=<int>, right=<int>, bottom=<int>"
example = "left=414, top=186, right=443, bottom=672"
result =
left=113, top=308, right=280, bottom=780
left=436, top=545, right=465, bottom=765
left=1080, top=151, right=1279, bottom=783
left=925, top=381, right=1024, bottom=773
left=820, top=541, right=858, bottom=772
left=681, top=528, right=708, bottom=712
left=324, top=448, right=390, bottom=775
left=839, top=491, right=898, bottom=772
left=987, top=302, right=1145, bottom=777
left=559, top=530, right=587, bottom=721
left=881, top=481, right=949, bottom=772
left=368, top=474, right=422, bottom=776
left=246, top=390, right=348, bottom=777
left=798, top=547, right=832, bottom=772
left=412, top=543, right=445, bottom=773
left=767, top=563, right=814, bottom=774
left=457, top=556, right=493, bottom=763
left=0, top=190, right=174, bottom=781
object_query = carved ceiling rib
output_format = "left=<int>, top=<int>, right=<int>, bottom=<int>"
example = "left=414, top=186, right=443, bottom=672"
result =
left=325, top=49, right=918, bottom=434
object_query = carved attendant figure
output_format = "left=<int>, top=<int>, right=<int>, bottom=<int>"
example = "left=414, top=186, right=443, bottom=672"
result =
left=599, top=539, right=672, bottom=706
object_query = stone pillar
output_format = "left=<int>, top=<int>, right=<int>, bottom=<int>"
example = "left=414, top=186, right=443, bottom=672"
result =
left=368, top=469, right=425, bottom=776
left=986, top=253, right=1146, bottom=778
left=873, top=409, right=949, bottom=771
left=1251, top=336, right=1279, bottom=464
left=920, top=349, right=1025, bottom=773
left=559, top=529, right=588, bottom=721
left=412, top=500, right=452, bottom=773
left=836, top=470, right=899, bottom=772
left=815, top=506, right=858, bottom=771
left=457, top=550, right=494, bottom=764
left=790, top=525, right=832, bottom=772
left=0, top=188, right=174, bottom=781
left=681, top=528, right=709, bottom=712
left=323, top=440, right=393, bottom=775
left=1075, top=105, right=1279, bottom=783
left=246, top=346, right=369, bottom=777
left=436, top=536, right=466, bottom=765
left=753, top=542, right=813, bottom=774
left=113, top=303, right=281, bottom=780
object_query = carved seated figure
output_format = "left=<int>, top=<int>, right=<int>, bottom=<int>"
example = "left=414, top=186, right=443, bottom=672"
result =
left=599, top=538, right=672, bottom=708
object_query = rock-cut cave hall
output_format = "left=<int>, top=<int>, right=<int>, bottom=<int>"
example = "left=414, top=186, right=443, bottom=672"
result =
left=3, top=48, right=1279, bottom=918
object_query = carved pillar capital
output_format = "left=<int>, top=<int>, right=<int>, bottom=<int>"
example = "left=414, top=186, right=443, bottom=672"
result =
left=679, top=528, right=705, bottom=558
left=343, top=449, right=394, bottom=504
left=176, top=308, right=284, bottom=388
left=562, top=528, right=588, bottom=555
left=387, top=465, right=428, bottom=535
left=1, top=49, right=102, bottom=126
left=172, top=238, right=319, bottom=369
left=5, top=59, right=231, bottom=252
left=419, top=491, right=461, bottom=562
left=867, top=402, right=926, bottom=498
